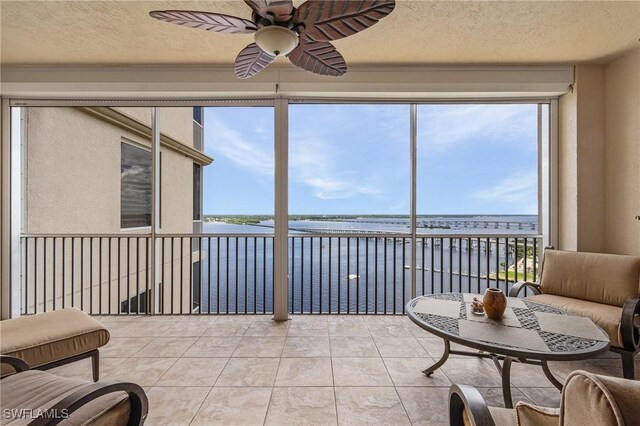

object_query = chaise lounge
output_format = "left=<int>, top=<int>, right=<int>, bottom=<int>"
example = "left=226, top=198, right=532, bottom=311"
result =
left=1, top=355, right=148, bottom=425
left=0, top=308, right=110, bottom=381
left=509, top=249, right=640, bottom=379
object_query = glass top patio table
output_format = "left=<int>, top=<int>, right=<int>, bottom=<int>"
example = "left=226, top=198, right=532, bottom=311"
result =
left=406, top=292, right=610, bottom=408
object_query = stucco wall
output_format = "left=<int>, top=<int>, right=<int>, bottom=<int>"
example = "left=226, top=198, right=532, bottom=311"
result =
left=604, top=48, right=640, bottom=255
left=22, top=107, right=196, bottom=313
left=558, top=66, right=606, bottom=252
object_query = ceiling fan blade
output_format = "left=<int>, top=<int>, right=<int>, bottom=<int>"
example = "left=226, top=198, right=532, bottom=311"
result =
left=235, top=43, right=276, bottom=79
left=244, top=0, right=294, bottom=22
left=288, top=38, right=347, bottom=77
left=294, top=0, right=395, bottom=42
left=149, top=10, right=257, bottom=34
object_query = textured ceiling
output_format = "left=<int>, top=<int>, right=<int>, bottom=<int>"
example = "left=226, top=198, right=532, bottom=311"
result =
left=1, top=0, right=639, bottom=66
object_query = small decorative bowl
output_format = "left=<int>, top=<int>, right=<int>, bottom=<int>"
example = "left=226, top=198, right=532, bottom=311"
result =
left=471, top=297, right=485, bottom=315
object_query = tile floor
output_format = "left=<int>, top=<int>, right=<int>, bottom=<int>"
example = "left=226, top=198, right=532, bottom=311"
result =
left=49, top=314, right=638, bottom=426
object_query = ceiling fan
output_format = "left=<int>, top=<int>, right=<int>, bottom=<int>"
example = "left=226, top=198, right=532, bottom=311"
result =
left=149, top=0, right=395, bottom=79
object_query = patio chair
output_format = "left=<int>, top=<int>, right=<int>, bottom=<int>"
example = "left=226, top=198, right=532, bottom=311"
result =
left=449, top=370, right=640, bottom=426
left=509, top=249, right=640, bottom=379
left=0, top=355, right=148, bottom=425
left=0, top=308, right=110, bottom=381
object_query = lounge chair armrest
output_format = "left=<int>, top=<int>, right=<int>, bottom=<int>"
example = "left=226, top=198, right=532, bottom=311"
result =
left=449, top=384, right=495, bottom=426
left=0, top=355, right=31, bottom=374
left=508, top=281, right=541, bottom=298
left=620, top=297, right=640, bottom=351
left=28, top=381, right=148, bottom=426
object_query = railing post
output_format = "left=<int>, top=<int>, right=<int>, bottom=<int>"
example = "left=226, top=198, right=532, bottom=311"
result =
left=273, top=98, right=289, bottom=321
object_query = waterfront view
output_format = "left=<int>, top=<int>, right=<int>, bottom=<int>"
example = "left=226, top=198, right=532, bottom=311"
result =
left=190, top=215, right=539, bottom=314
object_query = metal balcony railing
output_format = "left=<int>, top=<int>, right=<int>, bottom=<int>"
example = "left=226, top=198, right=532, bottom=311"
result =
left=20, top=233, right=541, bottom=315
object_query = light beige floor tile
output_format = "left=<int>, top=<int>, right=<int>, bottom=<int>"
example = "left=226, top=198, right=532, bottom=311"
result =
left=177, top=315, right=219, bottom=324
left=215, top=357, right=280, bottom=386
left=106, top=322, right=172, bottom=337
left=441, top=357, right=502, bottom=387
left=288, top=317, right=330, bottom=336
left=498, top=360, right=558, bottom=388
left=202, top=322, right=250, bottom=336
left=233, top=336, right=285, bottom=357
left=101, top=337, right=154, bottom=358
left=283, top=336, right=331, bottom=357
left=155, top=357, right=228, bottom=386
left=373, top=337, right=429, bottom=358
left=162, top=322, right=212, bottom=337
left=332, top=357, right=393, bottom=386
left=50, top=357, right=127, bottom=381
left=586, top=357, right=639, bottom=379
left=183, top=336, right=241, bottom=357
left=396, top=386, right=450, bottom=425
left=275, top=358, right=333, bottom=386
left=384, top=357, right=451, bottom=387
left=328, top=317, right=369, bottom=336
left=330, top=336, right=379, bottom=357
left=145, top=386, right=210, bottom=426
left=103, top=357, right=177, bottom=386
left=335, top=387, right=410, bottom=426
left=245, top=319, right=289, bottom=336
left=518, top=387, right=562, bottom=408
left=364, top=315, right=405, bottom=325
left=366, top=324, right=414, bottom=338
left=214, top=315, right=257, bottom=324
left=476, top=387, right=530, bottom=408
left=191, top=387, right=272, bottom=426
left=416, top=337, right=468, bottom=359
left=132, top=337, right=197, bottom=358
left=265, top=387, right=337, bottom=426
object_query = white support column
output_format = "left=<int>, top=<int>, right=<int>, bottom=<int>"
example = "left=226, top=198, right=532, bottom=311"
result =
left=273, top=98, right=289, bottom=321
left=410, top=104, right=418, bottom=299
left=150, top=107, right=160, bottom=314
left=540, top=101, right=558, bottom=250
left=1, top=99, right=14, bottom=318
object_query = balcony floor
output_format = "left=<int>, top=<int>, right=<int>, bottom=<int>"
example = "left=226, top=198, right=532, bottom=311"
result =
left=49, top=314, right=636, bottom=425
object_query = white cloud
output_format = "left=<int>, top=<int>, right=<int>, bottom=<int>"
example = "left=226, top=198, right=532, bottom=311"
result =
left=289, top=136, right=380, bottom=200
left=204, top=116, right=273, bottom=177
left=418, top=104, right=537, bottom=152
left=472, top=170, right=538, bottom=214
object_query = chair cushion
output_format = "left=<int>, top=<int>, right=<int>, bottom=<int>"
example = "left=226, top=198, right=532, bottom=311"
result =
left=560, top=371, right=633, bottom=426
left=539, top=250, right=640, bottom=307
left=527, top=294, right=622, bottom=347
left=0, top=370, right=130, bottom=425
left=0, top=308, right=109, bottom=376
left=462, top=407, right=517, bottom=426
left=515, top=402, right=559, bottom=426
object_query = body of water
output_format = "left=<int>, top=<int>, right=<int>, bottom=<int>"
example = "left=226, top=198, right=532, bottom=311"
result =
left=193, top=215, right=539, bottom=314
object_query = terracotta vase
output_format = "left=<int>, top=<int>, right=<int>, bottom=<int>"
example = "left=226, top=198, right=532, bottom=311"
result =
left=483, top=288, right=507, bottom=320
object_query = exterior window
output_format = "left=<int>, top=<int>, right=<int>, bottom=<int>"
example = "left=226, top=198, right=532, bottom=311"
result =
left=193, top=164, right=202, bottom=220
left=121, top=141, right=151, bottom=228
left=193, top=107, right=203, bottom=126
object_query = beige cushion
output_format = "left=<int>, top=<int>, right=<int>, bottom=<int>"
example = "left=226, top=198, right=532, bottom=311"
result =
left=0, top=370, right=130, bottom=425
left=540, top=250, right=640, bottom=307
left=0, top=308, right=109, bottom=376
left=527, top=294, right=622, bottom=347
left=560, top=370, right=640, bottom=426
left=462, top=406, right=517, bottom=426
left=515, top=402, right=559, bottom=425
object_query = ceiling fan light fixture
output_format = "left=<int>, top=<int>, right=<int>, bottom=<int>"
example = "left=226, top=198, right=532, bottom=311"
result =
left=254, top=26, right=299, bottom=57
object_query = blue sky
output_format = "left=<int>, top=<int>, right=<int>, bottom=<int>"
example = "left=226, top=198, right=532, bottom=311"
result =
left=202, top=104, right=538, bottom=215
